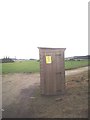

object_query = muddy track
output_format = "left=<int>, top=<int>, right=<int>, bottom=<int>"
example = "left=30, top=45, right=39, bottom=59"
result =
left=2, top=66, right=88, bottom=118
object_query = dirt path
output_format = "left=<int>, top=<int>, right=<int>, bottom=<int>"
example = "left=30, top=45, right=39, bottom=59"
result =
left=2, top=66, right=88, bottom=118
left=2, top=73, right=40, bottom=107
left=65, top=66, right=88, bottom=76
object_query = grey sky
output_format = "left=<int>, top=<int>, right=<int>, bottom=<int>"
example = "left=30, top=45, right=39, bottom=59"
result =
left=0, top=0, right=88, bottom=59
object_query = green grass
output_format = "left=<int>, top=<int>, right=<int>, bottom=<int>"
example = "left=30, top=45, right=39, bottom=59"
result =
left=2, top=60, right=40, bottom=74
left=65, top=60, right=89, bottom=70
left=0, top=63, right=2, bottom=74
left=1, top=60, right=90, bottom=74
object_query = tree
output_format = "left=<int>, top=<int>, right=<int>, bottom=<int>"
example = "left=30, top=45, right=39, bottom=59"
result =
left=2, top=57, right=14, bottom=63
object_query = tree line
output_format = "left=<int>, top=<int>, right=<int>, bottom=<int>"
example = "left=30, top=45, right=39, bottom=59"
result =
left=1, top=57, right=14, bottom=63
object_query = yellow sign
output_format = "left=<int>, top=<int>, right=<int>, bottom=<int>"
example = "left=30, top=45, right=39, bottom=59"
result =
left=46, top=56, right=52, bottom=64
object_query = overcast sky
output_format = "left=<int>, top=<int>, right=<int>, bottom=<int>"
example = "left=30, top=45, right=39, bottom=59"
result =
left=0, top=0, right=88, bottom=59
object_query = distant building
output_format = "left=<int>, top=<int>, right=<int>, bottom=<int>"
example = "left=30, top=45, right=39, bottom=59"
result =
left=65, top=55, right=90, bottom=60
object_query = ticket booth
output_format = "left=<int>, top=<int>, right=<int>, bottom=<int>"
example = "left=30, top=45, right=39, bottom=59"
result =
left=38, top=47, right=66, bottom=95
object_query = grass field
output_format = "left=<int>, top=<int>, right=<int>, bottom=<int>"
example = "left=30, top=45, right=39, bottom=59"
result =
left=65, top=60, right=89, bottom=70
left=0, top=63, right=2, bottom=74
left=1, top=60, right=90, bottom=73
left=2, top=60, right=40, bottom=74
